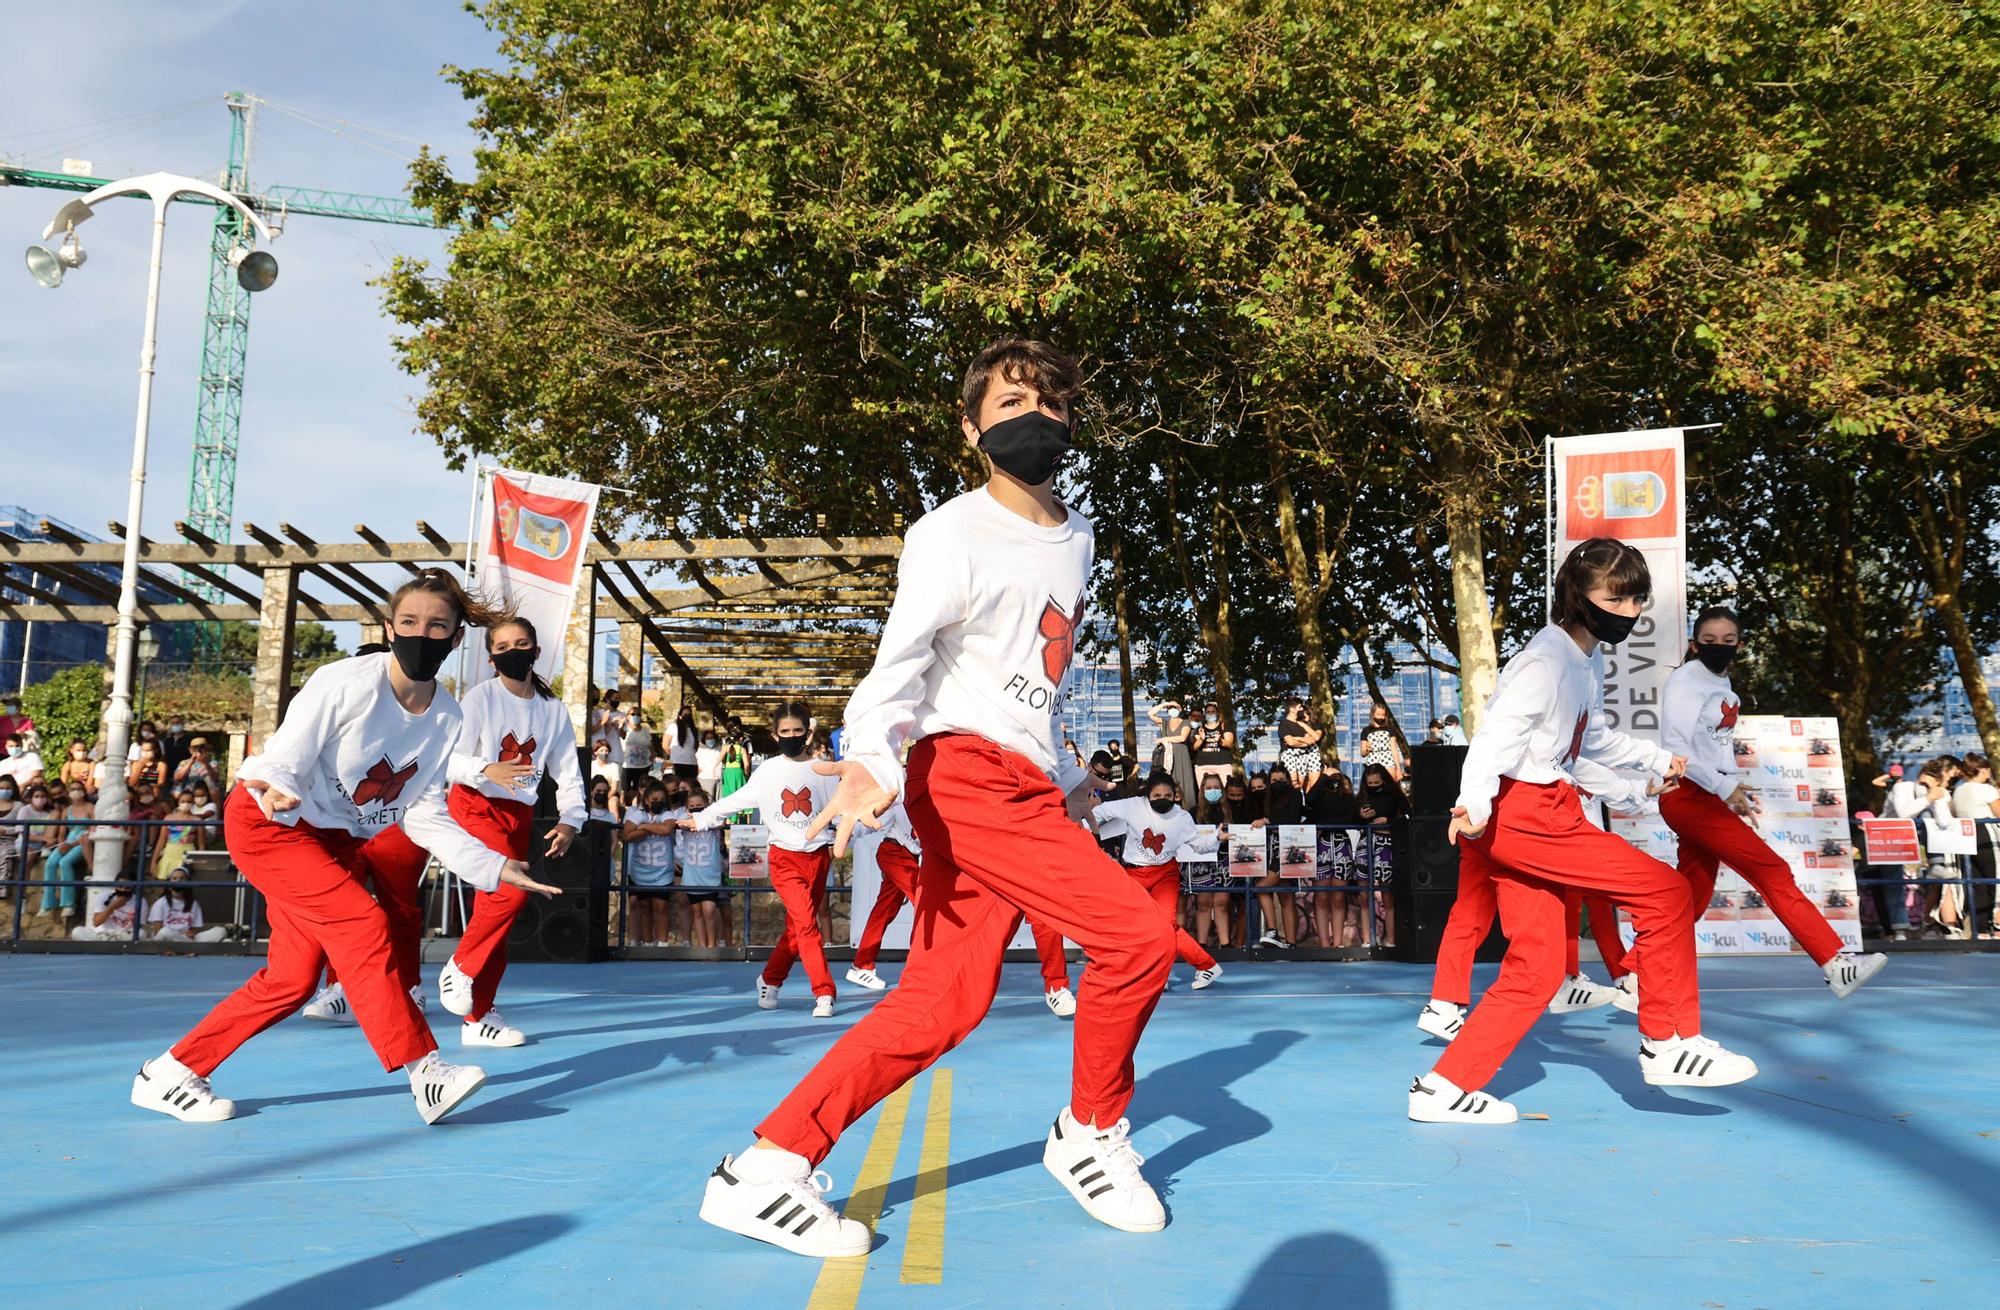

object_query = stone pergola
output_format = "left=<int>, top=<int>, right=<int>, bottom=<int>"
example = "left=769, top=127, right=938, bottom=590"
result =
left=0, top=517, right=903, bottom=744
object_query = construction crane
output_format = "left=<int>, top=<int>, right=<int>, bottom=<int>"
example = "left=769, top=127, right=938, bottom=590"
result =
left=0, top=91, right=440, bottom=663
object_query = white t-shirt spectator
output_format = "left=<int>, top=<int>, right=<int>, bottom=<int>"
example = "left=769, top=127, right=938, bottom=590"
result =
left=696, top=741, right=723, bottom=786
left=0, top=747, right=44, bottom=788
left=1884, top=779, right=1930, bottom=820
left=148, top=896, right=206, bottom=936
left=1952, top=780, right=1999, bottom=847
left=589, top=706, right=627, bottom=766
left=623, top=724, right=654, bottom=772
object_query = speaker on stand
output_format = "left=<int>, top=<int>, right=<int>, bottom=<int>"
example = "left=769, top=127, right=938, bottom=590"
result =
left=505, top=757, right=613, bottom=964
left=1394, top=744, right=1505, bottom=964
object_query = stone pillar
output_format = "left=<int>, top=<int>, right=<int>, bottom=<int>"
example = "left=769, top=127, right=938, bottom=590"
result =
left=249, top=566, right=299, bottom=751
left=561, top=566, right=596, bottom=742
left=618, top=622, right=644, bottom=699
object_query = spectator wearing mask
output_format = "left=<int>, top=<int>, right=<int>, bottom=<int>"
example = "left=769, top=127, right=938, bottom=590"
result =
left=1189, top=772, right=1235, bottom=959
left=1090, top=772, right=1225, bottom=990
left=1251, top=765, right=1305, bottom=948
left=1359, top=703, right=1407, bottom=783
left=1276, top=701, right=1323, bottom=790
left=1304, top=761, right=1362, bottom=948
left=670, top=706, right=700, bottom=781
left=20, top=783, right=59, bottom=911
left=60, top=740, right=96, bottom=798
left=1148, top=697, right=1197, bottom=805
left=678, top=788, right=726, bottom=948
left=174, top=736, right=224, bottom=798
left=148, top=869, right=227, bottom=942
left=127, top=720, right=163, bottom=763
left=40, top=783, right=97, bottom=923
left=2, top=733, right=45, bottom=789
left=1191, top=705, right=1235, bottom=785
left=624, top=780, right=683, bottom=947
left=184, top=780, right=218, bottom=827
left=1950, top=752, right=2000, bottom=936
left=1876, top=761, right=1934, bottom=938
left=73, top=878, right=143, bottom=942
left=1356, top=763, right=1406, bottom=949
left=697, top=727, right=725, bottom=800
left=590, top=690, right=630, bottom=775
left=1102, top=738, right=1135, bottom=788
left=155, top=790, right=207, bottom=880
left=1304, top=764, right=1360, bottom=826
left=0, top=695, right=33, bottom=744
left=622, top=711, right=657, bottom=797
left=1440, top=714, right=1467, bottom=746
left=1910, top=756, right=1962, bottom=938
left=1424, top=720, right=1445, bottom=746
left=0, top=775, right=21, bottom=901
left=718, top=723, right=753, bottom=815
left=590, top=741, right=621, bottom=798
left=588, top=778, right=620, bottom=826
left=128, top=737, right=169, bottom=793
left=161, top=716, right=193, bottom=779
left=1248, top=770, right=1269, bottom=798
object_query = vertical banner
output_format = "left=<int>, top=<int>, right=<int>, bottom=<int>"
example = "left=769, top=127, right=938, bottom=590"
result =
left=1546, top=428, right=1687, bottom=740
left=466, top=468, right=602, bottom=687
left=1613, top=716, right=1864, bottom=955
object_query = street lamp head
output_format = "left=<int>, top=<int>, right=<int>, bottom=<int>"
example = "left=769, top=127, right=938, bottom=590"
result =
left=137, top=626, right=161, bottom=664
left=228, top=244, right=278, bottom=293
left=24, top=228, right=86, bottom=289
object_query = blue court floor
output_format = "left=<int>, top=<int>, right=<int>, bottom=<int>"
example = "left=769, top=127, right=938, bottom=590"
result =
left=2, top=953, right=1996, bottom=1309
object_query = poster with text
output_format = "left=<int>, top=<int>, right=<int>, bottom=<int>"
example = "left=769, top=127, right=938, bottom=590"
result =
left=1610, top=716, right=1863, bottom=955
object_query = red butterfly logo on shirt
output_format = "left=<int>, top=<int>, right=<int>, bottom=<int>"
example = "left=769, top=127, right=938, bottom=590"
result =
left=1139, top=828, right=1166, bottom=856
left=498, top=732, right=537, bottom=766
left=780, top=787, right=813, bottom=818
left=1039, top=594, right=1087, bottom=685
left=352, top=756, right=419, bottom=807
left=1560, top=711, right=1588, bottom=768
left=1717, top=700, right=1740, bottom=731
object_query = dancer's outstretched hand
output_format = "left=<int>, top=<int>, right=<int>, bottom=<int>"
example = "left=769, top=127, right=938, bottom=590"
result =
left=807, top=759, right=894, bottom=858
left=499, top=859, right=562, bottom=898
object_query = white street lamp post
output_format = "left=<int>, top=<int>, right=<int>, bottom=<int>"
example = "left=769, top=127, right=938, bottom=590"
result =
left=24, top=174, right=278, bottom=882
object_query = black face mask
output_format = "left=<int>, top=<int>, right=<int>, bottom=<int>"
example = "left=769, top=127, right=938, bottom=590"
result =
left=1583, top=600, right=1641, bottom=646
left=976, top=411, right=1073, bottom=486
left=1692, top=643, right=1738, bottom=675
left=491, top=646, right=538, bottom=681
left=1149, top=796, right=1174, bottom=814
left=775, top=734, right=808, bottom=758
left=391, top=632, right=456, bottom=681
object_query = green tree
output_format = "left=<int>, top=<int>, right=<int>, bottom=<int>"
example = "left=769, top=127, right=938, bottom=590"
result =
left=21, top=663, right=106, bottom=759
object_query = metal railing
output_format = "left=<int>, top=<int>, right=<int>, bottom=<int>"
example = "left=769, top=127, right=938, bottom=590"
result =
left=0, top=815, right=257, bottom=949
left=1849, top=816, right=1999, bottom=945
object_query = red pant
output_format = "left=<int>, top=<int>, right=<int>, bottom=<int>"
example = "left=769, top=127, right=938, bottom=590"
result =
left=448, top=787, right=535, bottom=1022
left=757, top=733, right=1173, bottom=1163
left=1433, top=780, right=1697, bottom=1093
left=1655, top=784, right=1842, bottom=966
left=322, top=823, right=430, bottom=996
left=1432, top=864, right=1628, bottom=1006
left=173, top=787, right=435, bottom=1075
left=1127, top=862, right=1217, bottom=972
left=762, top=846, right=836, bottom=998
left=855, top=838, right=1071, bottom=990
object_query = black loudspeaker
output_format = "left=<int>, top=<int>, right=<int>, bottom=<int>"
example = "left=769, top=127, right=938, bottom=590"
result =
left=1408, top=744, right=1468, bottom=816
left=505, top=774, right=612, bottom=963
left=1393, top=815, right=1506, bottom=964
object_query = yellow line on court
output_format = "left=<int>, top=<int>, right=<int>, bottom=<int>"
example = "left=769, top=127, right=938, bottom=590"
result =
left=805, top=1081, right=912, bottom=1310
left=901, top=1067, right=953, bottom=1285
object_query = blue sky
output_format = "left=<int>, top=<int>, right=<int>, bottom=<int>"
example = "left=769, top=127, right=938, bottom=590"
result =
left=0, top=2, right=503, bottom=548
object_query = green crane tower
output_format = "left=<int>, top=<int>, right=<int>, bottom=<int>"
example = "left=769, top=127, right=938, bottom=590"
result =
left=1, top=90, right=441, bottom=663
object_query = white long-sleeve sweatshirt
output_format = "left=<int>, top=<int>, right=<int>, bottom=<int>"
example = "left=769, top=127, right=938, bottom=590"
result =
left=235, top=653, right=509, bottom=891
left=686, top=754, right=839, bottom=852
left=1660, top=660, right=1742, bottom=799
left=1456, top=625, right=1676, bottom=828
left=445, top=678, right=588, bottom=828
left=1094, top=797, right=1219, bottom=868
left=840, top=488, right=1093, bottom=802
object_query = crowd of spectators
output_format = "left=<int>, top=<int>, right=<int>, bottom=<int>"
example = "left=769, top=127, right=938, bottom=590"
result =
left=1867, top=752, right=2000, bottom=940
left=0, top=700, right=231, bottom=941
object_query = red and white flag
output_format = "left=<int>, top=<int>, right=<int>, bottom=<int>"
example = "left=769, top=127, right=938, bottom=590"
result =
left=466, top=469, right=601, bottom=686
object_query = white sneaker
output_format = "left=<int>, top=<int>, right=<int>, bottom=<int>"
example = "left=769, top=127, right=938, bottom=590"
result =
left=302, top=982, right=355, bottom=1024
left=812, top=995, right=835, bottom=1019
left=1415, top=999, right=1465, bottom=1040
left=131, top=1055, right=235, bottom=1123
left=1824, top=952, right=1887, bottom=999
left=1639, top=1033, right=1758, bottom=1087
left=1042, top=1108, right=1166, bottom=1233
left=1190, top=964, right=1223, bottom=991
left=410, top=983, right=427, bottom=1014
left=438, top=958, right=475, bottom=1017
left=1610, top=973, right=1639, bottom=1014
left=1407, top=1071, right=1517, bottom=1124
left=698, top=1150, right=872, bottom=1258
left=461, top=1010, right=526, bottom=1047
left=757, top=980, right=781, bottom=1010
left=1045, top=987, right=1077, bottom=1018
left=845, top=966, right=887, bottom=991
left=1547, top=973, right=1618, bottom=1014
left=409, top=1052, right=486, bottom=1124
